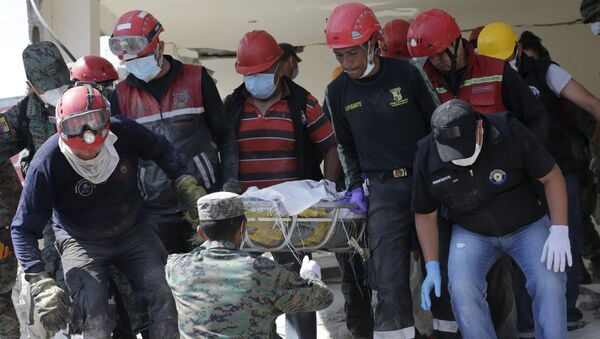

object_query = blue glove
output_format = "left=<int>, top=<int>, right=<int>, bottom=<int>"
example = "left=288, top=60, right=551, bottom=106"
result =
left=349, top=187, right=368, bottom=214
left=421, top=261, right=441, bottom=311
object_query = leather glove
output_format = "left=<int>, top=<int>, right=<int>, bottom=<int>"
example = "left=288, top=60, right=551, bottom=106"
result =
left=300, top=255, right=321, bottom=279
left=421, top=261, right=441, bottom=311
left=222, top=180, right=242, bottom=194
left=541, top=225, right=573, bottom=272
left=174, top=174, right=207, bottom=224
left=25, top=272, right=70, bottom=335
left=349, top=187, right=368, bottom=214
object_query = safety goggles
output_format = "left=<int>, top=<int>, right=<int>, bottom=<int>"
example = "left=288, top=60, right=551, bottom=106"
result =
left=108, top=22, right=162, bottom=57
left=59, top=109, right=109, bottom=137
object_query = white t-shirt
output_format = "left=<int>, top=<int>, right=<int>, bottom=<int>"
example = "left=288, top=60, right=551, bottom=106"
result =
left=545, top=64, right=572, bottom=97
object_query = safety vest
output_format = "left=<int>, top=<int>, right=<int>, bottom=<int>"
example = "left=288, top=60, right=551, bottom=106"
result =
left=116, top=63, right=219, bottom=213
left=424, top=40, right=507, bottom=114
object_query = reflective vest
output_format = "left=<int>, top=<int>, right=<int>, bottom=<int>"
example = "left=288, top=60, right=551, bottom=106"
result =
left=424, top=40, right=507, bottom=114
left=116, top=63, right=219, bottom=213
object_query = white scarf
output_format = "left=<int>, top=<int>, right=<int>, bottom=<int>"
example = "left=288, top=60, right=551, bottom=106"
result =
left=58, top=132, right=120, bottom=184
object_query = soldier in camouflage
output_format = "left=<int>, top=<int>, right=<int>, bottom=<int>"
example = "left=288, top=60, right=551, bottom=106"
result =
left=166, top=192, right=334, bottom=338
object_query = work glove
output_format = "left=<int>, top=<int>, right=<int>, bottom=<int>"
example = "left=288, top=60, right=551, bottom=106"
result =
left=300, top=255, right=322, bottom=279
left=541, top=225, right=573, bottom=272
left=421, top=261, right=441, bottom=311
left=25, top=272, right=70, bottom=335
left=174, top=174, right=207, bottom=225
left=349, top=187, right=368, bottom=214
left=222, top=179, right=242, bottom=194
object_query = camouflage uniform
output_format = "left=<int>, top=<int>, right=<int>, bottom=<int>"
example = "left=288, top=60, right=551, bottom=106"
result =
left=0, top=160, right=21, bottom=339
left=165, top=192, right=334, bottom=338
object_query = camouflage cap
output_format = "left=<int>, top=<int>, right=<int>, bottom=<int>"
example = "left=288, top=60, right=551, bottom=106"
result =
left=22, top=41, right=70, bottom=91
left=197, top=192, right=245, bottom=221
left=581, top=0, right=600, bottom=23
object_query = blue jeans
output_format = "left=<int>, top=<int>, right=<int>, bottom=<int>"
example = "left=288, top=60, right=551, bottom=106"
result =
left=448, top=217, right=567, bottom=339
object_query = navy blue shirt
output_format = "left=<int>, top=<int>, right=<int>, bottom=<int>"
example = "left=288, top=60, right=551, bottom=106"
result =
left=11, top=117, right=187, bottom=273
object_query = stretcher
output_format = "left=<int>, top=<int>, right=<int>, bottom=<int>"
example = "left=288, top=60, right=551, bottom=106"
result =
left=240, top=200, right=366, bottom=253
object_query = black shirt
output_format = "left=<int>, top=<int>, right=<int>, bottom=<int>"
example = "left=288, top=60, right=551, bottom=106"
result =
left=411, top=113, right=555, bottom=236
left=326, top=57, right=437, bottom=189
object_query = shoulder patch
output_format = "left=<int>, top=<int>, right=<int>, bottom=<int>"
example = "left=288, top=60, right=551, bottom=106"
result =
left=0, top=115, right=10, bottom=134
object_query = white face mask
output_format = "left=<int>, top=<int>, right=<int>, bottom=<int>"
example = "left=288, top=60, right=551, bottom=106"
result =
left=40, top=84, right=69, bottom=107
left=591, top=22, right=600, bottom=35
left=508, top=58, right=518, bottom=71
left=125, top=53, right=162, bottom=82
left=452, top=143, right=482, bottom=166
left=59, top=132, right=120, bottom=184
left=359, top=41, right=376, bottom=79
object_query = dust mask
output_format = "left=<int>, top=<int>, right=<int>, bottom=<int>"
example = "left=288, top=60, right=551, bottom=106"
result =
left=591, top=22, right=600, bottom=35
left=40, top=84, right=69, bottom=107
left=244, top=63, right=279, bottom=100
left=125, top=50, right=162, bottom=83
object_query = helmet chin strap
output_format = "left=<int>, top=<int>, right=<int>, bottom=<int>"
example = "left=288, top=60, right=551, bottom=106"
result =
left=444, top=37, right=462, bottom=73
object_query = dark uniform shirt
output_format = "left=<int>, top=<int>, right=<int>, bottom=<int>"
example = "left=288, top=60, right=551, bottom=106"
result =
left=412, top=113, right=555, bottom=236
left=11, top=117, right=187, bottom=273
left=326, top=57, right=437, bottom=189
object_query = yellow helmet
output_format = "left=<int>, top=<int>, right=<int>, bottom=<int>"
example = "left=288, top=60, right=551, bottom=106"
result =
left=477, top=22, right=517, bottom=60
left=332, top=65, right=344, bottom=80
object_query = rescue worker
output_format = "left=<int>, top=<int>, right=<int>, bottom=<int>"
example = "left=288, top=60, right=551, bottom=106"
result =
left=477, top=22, right=600, bottom=333
left=581, top=0, right=600, bottom=34
left=165, top=192, right=334, bottom=338
left=414, top=99, right=570, bottom=339
left=108, top=10, right=238, bottom=253
left=325, top=3, right=437, bottom=338
left=407, top=10, right=551, bottom=337
left=225, top=29, right=341, bottom=339
left=381, top=19, right=412, bottom=59
left=279, top=43, right=302, bottom=80
left=11, top=84, right=207, bottom=337
left=71, top=55, right=119, bottom=97
left=0, top=160, right=20, bottom=339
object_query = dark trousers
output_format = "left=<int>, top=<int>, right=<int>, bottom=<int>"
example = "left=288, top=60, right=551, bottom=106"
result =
left=271, top=251, right=316, bottom=339
left=55, top=225, right=178, bottom=338
left=367, top=177, right=414, bottom=332
left=142, top=211, right=194, bottom=254
left=335, top=252, right=374, bottom=337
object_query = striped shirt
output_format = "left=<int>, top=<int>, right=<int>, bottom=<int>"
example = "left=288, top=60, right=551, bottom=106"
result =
left=237, top=91, right=335, bottom=191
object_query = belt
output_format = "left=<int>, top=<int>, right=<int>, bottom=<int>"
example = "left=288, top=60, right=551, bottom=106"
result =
left=366, top=168, right=412, bottom=179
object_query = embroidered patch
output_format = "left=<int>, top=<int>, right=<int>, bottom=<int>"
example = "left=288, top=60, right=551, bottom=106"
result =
left=0, top=115, right=10, bottom=134
left=489, top=169, right=507, bottom=185
left=118, top=161, right=129, bottom=176
left=344, top=101, right=362, bottom=112
left=172, top=90, right=190, bottom=109
left=75, top=179, right=95, bottom=197
left=389, top=87, right=408, bottom=107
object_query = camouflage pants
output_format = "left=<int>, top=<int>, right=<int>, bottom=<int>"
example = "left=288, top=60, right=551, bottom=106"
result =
left=0, top=255, right=19, bottom=339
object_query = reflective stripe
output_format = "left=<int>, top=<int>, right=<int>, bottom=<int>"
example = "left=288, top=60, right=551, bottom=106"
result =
left=434, top=75, right=503, bottom=95
left=200, top=153, right=216, bottom=184
left=432, top=318, right=459, bottom=333
left=374, top=326, right=415, bottom=339
left=135, top=107, right=205, bottom=124
left=193, top=155, right=212, bottom=189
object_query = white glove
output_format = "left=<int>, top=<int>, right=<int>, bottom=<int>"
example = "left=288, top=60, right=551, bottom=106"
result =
left=300, top=256, right=321, bottom=279
left=541, top=225, right=573, bottom=272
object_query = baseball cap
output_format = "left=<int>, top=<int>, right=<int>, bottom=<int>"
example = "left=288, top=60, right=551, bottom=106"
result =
left=431, top=99, right=479, bottom=162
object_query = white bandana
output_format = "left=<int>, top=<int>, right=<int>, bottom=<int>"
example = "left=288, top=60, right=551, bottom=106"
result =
left=59, top=132, right=120, bottom=184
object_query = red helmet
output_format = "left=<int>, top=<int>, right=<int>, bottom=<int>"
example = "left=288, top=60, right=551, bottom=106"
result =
left=407, top=9, right=462, bottom=57
left=381, top=19, right=411, bottom=58
left=56, top=85, right=110, bottom=152
left=325, top=2, right=382, bottom=49
left=469, top=26, right=485, bottom=44
left=109, top=10, right=164, bottom=60
left=235, top=30, right=283, bottom=75
left=71, top=56, right=119, bottom=83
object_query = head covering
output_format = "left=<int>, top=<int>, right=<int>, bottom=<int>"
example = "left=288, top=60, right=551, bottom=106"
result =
left=197, top=192, right=245, bottom=222
left=279, top=43, right=302, bottom=62
left=581, top=0, right=600, bottom=23
left=22, top=41, right=70, bottom=91
left=431, top=99, right=479, bottom=162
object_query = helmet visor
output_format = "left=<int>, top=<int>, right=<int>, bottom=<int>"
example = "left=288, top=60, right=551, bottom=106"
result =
left=60, top=109, right=109, bottom=137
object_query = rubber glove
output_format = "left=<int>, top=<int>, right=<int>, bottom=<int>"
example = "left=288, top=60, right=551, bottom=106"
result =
left=300, top=256, right=322, bottom=279
left=421, top=261, right=441, bottom=311
left=541, top=225, right=573, bottom=272
left=349, top=187, right=368, bottom=214
left=174, top=174, right=207, bottom=224
left=25, top=272, right=70, bottom=335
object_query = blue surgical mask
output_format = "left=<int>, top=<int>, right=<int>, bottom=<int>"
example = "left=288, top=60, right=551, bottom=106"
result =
left=244, top=70, right=279, bottom=99
left=291, top=68, right=299, bottom=80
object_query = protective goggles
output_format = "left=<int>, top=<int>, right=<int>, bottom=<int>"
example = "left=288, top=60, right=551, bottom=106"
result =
left=59, top=109, right=109, bottom=137
left=108, top=22, right=162, bottom=57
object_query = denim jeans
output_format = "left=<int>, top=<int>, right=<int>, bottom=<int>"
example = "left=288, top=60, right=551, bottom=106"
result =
left=448, top=216, right=567, bottom=339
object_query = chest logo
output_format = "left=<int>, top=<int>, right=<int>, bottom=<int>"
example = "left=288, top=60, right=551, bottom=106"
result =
left=390, top=87, right=408, bottom=107
left=489, top=169, right=507, bottom=185
left=75, top=179, right=96, bottom=197
left=118, top=160, right=130, bottom=176
left=344, top=101, right=362, bottom=112
left=172, top=90, right=190, bottom=109
left=0, top=115, right=10, bottom=135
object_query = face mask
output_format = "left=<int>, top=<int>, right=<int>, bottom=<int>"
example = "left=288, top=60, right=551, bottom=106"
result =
left=508, top=58, right=518, bottom=71
left=291, top=68, right=299, bottom=80
left=125, top=52, right=162, bottom=82
left=40, top=84, right=69, bottom=107
left=451, top=143, right=482, bottom=166
left=591, top=22, right=600, bottom=35
left=59, top=132, right=120, bottom=184
left=244, top=67, right=279, bottom=100
left=359, top=41, right=376, bottom=79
